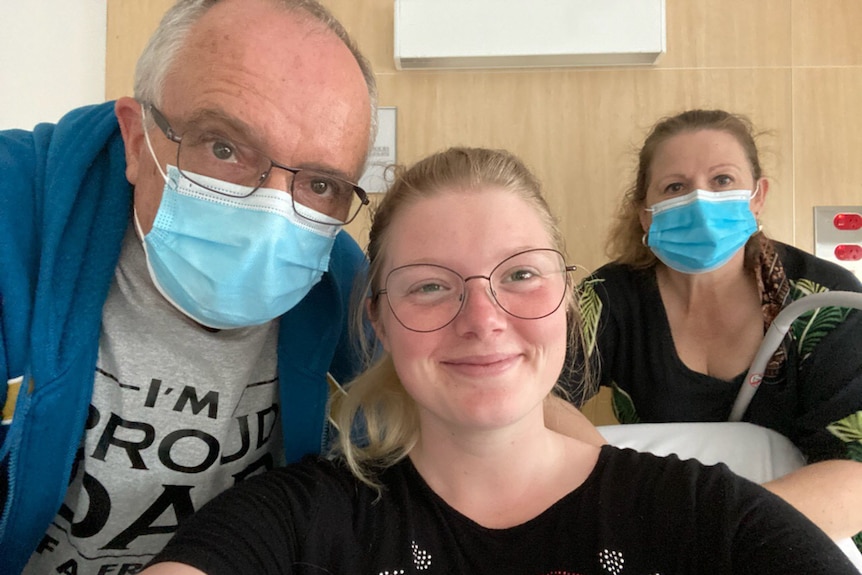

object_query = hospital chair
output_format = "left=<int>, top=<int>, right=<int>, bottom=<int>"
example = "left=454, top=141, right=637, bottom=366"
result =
left=598, top=291, right=862, bottom=571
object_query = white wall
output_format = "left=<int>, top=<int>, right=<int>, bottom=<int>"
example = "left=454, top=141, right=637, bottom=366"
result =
left=0, top=0, right=107, bottom=130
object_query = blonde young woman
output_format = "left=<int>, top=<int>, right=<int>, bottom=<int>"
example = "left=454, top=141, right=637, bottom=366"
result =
left=577, top=109, right=862, bottom=546
left=142, top=148, right=856, bottom=574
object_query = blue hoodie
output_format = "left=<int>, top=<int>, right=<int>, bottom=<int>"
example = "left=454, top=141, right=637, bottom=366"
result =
left=0, top=101, right=365, bottom=574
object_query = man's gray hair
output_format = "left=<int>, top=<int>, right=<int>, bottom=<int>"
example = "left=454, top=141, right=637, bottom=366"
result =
left=134, top=0, right=378, bottom=144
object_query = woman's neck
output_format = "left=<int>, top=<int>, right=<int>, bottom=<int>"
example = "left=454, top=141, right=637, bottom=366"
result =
left=656, top=251, right=754, bottom=311
left=408, top=412, right=600, bottom=529
left=655, top=252, right=764, bottom=379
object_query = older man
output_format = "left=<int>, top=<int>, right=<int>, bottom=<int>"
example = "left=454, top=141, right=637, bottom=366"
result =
left=0, top=1, right=374, bottom=572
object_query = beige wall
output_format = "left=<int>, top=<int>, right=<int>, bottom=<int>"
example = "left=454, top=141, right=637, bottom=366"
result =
left=106, top=0, right=862, bottom=424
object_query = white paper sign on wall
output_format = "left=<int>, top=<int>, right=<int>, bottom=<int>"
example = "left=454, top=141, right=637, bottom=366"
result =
left=359, top=107, right=397, bottom=194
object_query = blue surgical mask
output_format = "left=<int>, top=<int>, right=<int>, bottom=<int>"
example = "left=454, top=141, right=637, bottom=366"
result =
left=645, top=188, right=758, bottom=274
left=138, top=122, right=339, bottom=329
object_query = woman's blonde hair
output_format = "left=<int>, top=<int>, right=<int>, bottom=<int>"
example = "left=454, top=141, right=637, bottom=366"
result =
left=329, top=147, right=593, bottom=489
left=607, top=109, right=766, bottom=267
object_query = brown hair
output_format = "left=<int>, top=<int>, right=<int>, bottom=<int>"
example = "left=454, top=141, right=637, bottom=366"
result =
left=607, top=109, right=765, bottom=267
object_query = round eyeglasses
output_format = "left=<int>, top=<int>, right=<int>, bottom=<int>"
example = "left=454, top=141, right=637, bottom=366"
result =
left=376, top=248, right=576, bottom=333
left=147, top=104, right=369, bottom=225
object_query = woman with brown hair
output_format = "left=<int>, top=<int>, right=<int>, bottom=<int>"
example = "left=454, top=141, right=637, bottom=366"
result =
left=577, top=109, right=862, bottom=547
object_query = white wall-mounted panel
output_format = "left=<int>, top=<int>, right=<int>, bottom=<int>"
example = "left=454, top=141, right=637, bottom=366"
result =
left=395, top=0, right=665, bottom=70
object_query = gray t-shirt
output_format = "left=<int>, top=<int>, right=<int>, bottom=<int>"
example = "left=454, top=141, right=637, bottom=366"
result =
left=24, top=224, right=283, bottom=575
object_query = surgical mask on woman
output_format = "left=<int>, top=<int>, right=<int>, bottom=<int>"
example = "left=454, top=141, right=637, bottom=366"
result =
left=644, top=188, right=758, bottom=274
left=137, top=125, right=339, bottom=330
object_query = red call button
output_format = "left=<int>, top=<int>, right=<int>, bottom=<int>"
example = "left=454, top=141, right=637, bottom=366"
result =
left=833, top=212, right=862, bottom=230
left=835, top=244, right=862, bottom=261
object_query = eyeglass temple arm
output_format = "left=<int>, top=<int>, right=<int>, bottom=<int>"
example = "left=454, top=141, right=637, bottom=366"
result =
left=146, top=104, right=181, bottom=143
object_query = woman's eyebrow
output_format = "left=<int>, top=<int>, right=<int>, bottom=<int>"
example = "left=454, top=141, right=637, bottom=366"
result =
left=652, top=172, right=688, bottom=185
left=707, top=163, right=744, bottom=173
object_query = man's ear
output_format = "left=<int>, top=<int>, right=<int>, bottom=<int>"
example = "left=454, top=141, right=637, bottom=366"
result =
left=367, top=297, right=391, bottom=353
left=115, top=97, right=145, bottom=185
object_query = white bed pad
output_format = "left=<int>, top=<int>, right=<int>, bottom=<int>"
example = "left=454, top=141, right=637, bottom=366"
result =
left=598, top=421, right=862, bottom=571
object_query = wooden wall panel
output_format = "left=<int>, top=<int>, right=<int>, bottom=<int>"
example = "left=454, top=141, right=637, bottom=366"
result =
left=793, top=68, right=862, bottom=252
left=659, top=0, right=792, bottom=68
left=792, top=0, right=862, bottom=66
left=106, top=0, right=862, bottom=424
left=367, top=68, right=793, bottom=272
left=105, top=0, right=173, bottom=100
left=325, top=0, right=395, bottom=74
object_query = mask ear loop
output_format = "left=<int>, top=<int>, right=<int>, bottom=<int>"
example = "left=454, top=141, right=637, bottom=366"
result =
left=641, top=204, right=654, bottom=247
left=141, top=105, right=170, bottom=184
left=750, top=181, right=764, bottom=232
left=133, top=208, right=147, bottom=242
left=135, top=105, right=170, bottom=242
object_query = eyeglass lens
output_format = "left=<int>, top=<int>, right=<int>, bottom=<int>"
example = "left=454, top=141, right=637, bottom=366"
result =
left=383, top=249, right=569, bottom=332
left=153, top=109, right=363, bottom=224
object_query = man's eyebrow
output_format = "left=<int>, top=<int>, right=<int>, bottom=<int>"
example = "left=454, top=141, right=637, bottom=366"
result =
left=179, top=108, right=358, bottom=183
left=183, top=109, right=263, bottom=144
left=292, top=162, right=357, bottom=183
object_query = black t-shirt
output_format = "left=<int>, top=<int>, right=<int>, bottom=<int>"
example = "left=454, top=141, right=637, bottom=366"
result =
left=576, top=242, right=862, bottom=462
left=151, top=446, right=856, bottom=574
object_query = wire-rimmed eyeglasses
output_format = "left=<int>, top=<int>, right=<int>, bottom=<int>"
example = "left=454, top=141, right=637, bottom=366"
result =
left=375, top=248, right=576, bottom=333
left=146, top=104, right=369, bottom=225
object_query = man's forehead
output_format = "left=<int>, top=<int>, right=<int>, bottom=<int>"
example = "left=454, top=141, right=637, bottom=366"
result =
left=185, top=1, right=342, bottom=65
left=161, top=2, right=371, bottom=177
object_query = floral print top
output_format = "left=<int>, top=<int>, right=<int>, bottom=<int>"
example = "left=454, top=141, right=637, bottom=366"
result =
left=575, top=242, right=862, bottom=546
